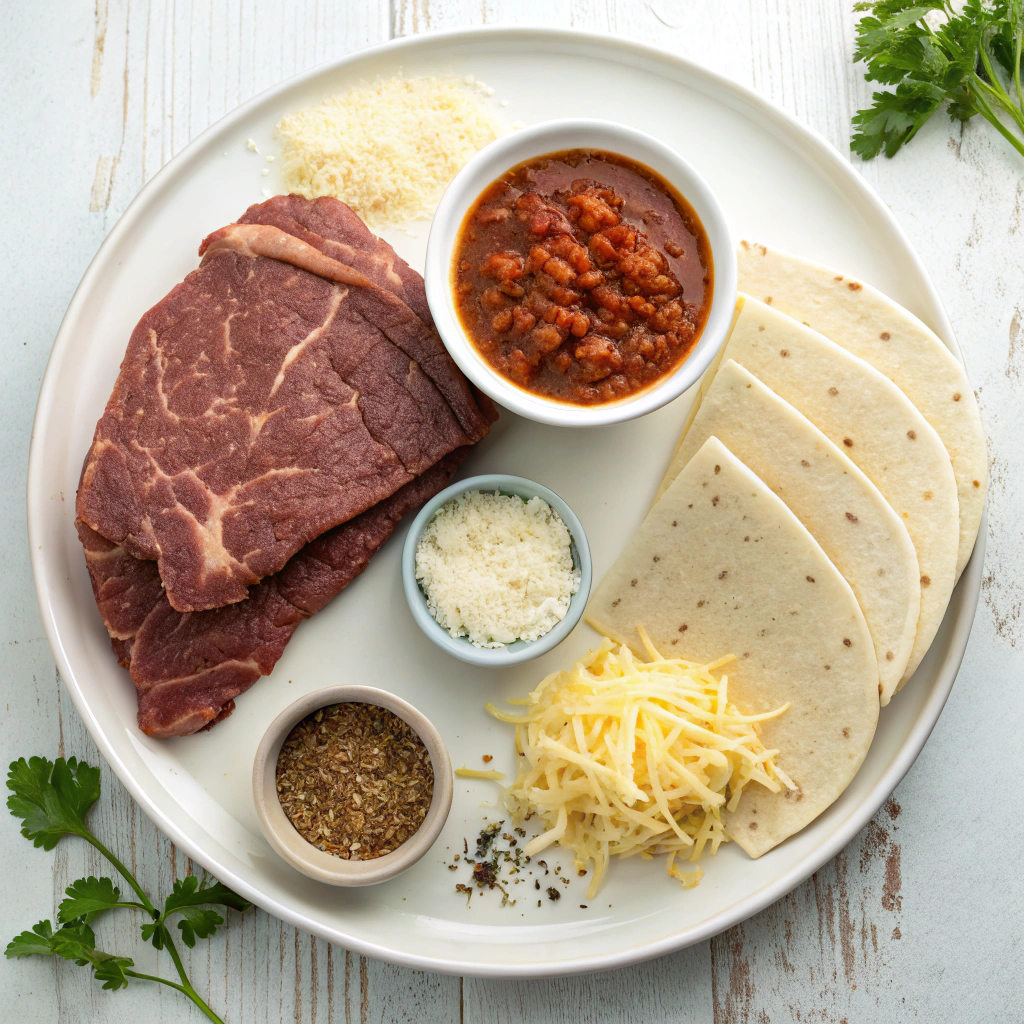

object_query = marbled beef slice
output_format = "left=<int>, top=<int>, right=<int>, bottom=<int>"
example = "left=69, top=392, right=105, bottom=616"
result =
left=77, top=451, right=466, bottom=737
left=77, top=202, right=491, bottom=614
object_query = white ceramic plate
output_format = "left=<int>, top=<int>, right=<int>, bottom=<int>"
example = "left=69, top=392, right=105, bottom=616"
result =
left=27, top=27, right=983, bottom=977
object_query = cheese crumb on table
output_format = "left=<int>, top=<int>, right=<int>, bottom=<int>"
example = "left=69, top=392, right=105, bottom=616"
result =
left=415, top=490, right=580, bottom=648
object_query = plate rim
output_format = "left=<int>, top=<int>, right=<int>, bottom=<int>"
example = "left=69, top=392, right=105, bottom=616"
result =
left=26, top=24, right=984, bottom=978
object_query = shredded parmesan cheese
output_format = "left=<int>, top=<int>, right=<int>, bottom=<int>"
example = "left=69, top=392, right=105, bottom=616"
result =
left=415, top=490, right=580, bottom=648
left=454, top=768, right=506, bottom=780
left=275, top=76, right=504, bottom=228
left=486, top=630, right=794, bottom=897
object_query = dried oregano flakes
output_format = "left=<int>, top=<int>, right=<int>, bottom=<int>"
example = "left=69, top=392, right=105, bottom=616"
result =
left=275, top=702, right=434, bottom=860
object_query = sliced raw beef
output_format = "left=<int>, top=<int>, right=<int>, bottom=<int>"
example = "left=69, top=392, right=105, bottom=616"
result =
left=237, top=194, right=433, bottom=325
left=76, top=200, right=492, bottom=613
left=78, top=451, right=465, bottom=738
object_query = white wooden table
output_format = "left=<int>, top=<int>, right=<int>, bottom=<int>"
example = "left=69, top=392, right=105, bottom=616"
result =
left=2, top=2, right=1021, bottom=1020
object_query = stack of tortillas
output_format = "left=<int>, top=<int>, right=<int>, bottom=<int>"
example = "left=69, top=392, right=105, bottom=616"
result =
left=585, top=242, right=986, bottom=859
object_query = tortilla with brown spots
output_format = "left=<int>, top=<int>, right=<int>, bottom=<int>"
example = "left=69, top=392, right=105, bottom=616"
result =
left=660, top=358, right=919, bottom=704
left=738, top=241, right=985, bottom=580
left=585, top=437, right=879, bottom=858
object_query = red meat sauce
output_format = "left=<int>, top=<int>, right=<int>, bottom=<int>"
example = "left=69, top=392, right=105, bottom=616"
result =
left=452, top=150, right=713, bottom=406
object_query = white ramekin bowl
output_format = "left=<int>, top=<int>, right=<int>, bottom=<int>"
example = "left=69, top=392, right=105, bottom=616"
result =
left=424, top=118, right=736, bottom=427
left=401, top=473, right=592, bottom=666
left=252, top=685, right=453, bottom=886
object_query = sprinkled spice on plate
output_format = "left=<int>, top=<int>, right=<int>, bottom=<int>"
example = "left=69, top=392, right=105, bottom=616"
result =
left=275, top=702, right=433, bottom=860
left=443, top=819, right=583, bottom=908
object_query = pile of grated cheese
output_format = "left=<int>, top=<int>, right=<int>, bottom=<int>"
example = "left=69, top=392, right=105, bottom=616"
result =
left=415, top=490, right=580, bottom=648
left=274, top=75, right=505, bottom=228
left=486, top=630, right=794, bottom=897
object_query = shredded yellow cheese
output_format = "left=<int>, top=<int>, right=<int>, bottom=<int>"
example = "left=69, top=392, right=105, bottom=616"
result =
left=275, top=76, right=505, bottom=228
left=486, top=629, right=794, bottom=898
left=454, top=768, right=506, bottom=780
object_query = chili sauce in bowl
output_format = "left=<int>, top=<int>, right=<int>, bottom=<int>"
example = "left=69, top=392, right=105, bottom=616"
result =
left=424, top=118, right=737, bottom=428
left=451, top=150, right=713, bottom=406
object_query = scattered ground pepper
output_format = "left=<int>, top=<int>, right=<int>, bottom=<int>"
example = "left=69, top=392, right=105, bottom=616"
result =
left=445, top=819, right=596, bottom=910
left=472, top=861, right=499, bottom=888
left=275, top=702, right=433, bottom=860
left=476, top=821, right=502, bottom=858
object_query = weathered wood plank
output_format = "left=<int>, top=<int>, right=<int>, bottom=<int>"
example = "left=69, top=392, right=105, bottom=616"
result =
left=695, top=4, right=1024, bottom=1023
left=463, top=950, right=711, bottom=1024
left=2, top=2, right=1022, bottom=1022
left=0, top=3, right=455, bottom=1021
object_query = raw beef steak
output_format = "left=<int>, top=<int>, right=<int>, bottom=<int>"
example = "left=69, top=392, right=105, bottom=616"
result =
left=77, top=201, right=491, bottom=612
left=78, top=451, right=465, bottom=737
left=237, top=194, right=433, bottom=325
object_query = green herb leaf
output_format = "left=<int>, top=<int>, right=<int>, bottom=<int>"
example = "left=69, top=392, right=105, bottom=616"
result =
left=988, top=0, right=1024, bottom=74
left=5, top=919, right=134, bottom=991
left=852, top=0, right=1024, bottom=160
left=90, top=955, right=135, bottom=991
left=853, top=3, right=946, bottom=85
left=58, top=876, right=131, bottom=924
left=90, top=954, right=135, bottom=991
left=6, top=920, right=59, bottom=959
left=6, top=757, right=101, bottom=850
left=51, top=927, right=135, bottom=991
left=174, top=907, right=224, bottom=948
left=852, top=79, right=947, bottom=157
left=160, top=876, right=252, bottom=947
left=163, top=876, right=252, bottom=914
left=141, top=877, right=251, bottom=950
left=8, top=919, right=95, bottom=962
left=138, top=919, right=168, bottom=950
left=47, top=921, right=99, bottom=960
left=6, top=751, right=252, bottom=1021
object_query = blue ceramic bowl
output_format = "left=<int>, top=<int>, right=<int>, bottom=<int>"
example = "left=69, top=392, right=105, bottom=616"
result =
left=401, top=474, right=592, bottom=666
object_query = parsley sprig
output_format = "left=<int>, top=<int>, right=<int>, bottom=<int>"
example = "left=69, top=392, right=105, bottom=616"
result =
left=852, top=0, right=1024, bottom=160
left=5, top=756, right=251, bottom=1022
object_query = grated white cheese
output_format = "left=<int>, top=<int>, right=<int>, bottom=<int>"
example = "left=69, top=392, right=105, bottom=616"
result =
left=487, top=633, right=794, bottom=897
left=415, top=490, right=580, bottom=648
left=274, top=75, right=504, bottom=228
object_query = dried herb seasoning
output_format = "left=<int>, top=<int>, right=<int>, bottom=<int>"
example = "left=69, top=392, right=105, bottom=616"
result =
left=446, top=821, right=542, bottom=908
left=275, top=702, right=433, bottom=860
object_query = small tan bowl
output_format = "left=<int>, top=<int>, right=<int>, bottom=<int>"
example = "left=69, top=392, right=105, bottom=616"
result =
left=252, top=685, right=453, bottom=886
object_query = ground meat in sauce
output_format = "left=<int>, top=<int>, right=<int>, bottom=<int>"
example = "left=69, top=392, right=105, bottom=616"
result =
left=452, top=149, right=713, bottom=406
